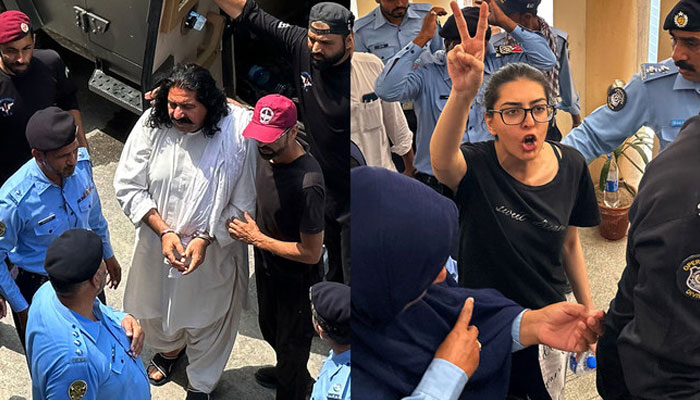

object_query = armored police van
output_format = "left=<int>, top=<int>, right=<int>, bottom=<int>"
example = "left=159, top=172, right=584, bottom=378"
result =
left=0, top=0, right=309, bottom=114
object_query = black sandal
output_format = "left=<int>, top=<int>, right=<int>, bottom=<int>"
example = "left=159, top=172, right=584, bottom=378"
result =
left=147, top=348, right=186, bottom=386
left=185, top=387, right=211, bottom=400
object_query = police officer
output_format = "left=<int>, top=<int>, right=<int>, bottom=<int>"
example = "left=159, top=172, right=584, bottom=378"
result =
left=309, top=281, right=350, bottom=400
left=0, top=107, right=121, bottom=349
left=596, top=114, right=700, bottom=399
left=562, top=0, right=700, bottom=162
left=489, top=0, right=582, bottom=140
left=26, top=229, right=150, bottom=400
left=354, top=0, right=444, bottom=64
left=0, top=10, right=89, bottom=185
left=374, top=4, right=555, bottom=196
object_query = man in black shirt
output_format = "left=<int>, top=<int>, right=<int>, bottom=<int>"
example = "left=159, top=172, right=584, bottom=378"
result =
left=229, top=94, right=325, bottom=400
left=215, top=0, right=351, bottom=284
left=0, top=10, right=88, bottom=184
left=596, top=114, right=700, bottom=399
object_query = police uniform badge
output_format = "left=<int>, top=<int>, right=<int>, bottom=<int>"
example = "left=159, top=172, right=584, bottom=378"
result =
left=495, top=44, right=523, bottom=58
left=0, top=221, right=5, bottom=236
left=677, top=255, right=700, bottom=300
left=674, top=11, right=688, bottom=28
left=607, top=87, right=626, bottom=112
left=68, top=380, right=87, bottom=400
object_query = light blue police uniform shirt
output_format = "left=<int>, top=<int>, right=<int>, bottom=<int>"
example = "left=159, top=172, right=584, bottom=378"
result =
left=492, top=26, right=581, bottom=115
left=311, top=349, right=351, bottom=400
left=404, top=310, right=528, bottom=400
left=354, top=3, right=444, bottom=64
left=562, top=58, right=700, bottom=162
left=374, top=25, right=556, bottom=175
left=0, top=147, right=114, bottom=312
left=26, top=283, right=150, bottom=400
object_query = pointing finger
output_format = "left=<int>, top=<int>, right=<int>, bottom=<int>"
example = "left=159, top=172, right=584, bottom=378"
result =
left=455, top=297, right=474, bottom=328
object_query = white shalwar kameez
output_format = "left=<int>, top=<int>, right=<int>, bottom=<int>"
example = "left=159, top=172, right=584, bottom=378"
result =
left=114, top=104, right=256, bottom=393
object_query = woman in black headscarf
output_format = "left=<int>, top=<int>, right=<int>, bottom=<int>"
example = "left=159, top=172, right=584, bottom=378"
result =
left=352, top=166, right=603, bottom=399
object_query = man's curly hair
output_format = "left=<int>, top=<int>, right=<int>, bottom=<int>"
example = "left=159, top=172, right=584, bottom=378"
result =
left=146, top=63, right=228, bottom=137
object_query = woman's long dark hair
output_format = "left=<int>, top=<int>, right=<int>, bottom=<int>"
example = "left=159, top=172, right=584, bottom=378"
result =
left=146, top=63, right=228, bottom=137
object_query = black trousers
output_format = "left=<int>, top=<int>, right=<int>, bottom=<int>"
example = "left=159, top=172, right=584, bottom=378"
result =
left=414, top=172, right=454, bottom=200
left=10, top=267, right=106, bottom=352
left=507, top=346, right=552, bottom=400
left=324, top=211, right=350, bottom=285
left=255, top=249, right=321, bottom=400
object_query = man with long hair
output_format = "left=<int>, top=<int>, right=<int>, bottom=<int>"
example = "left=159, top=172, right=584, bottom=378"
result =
left=114, top=63, right=256, bottom=400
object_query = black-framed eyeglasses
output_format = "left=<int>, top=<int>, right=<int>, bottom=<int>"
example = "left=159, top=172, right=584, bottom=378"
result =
left=487, top=104, right=556, bottom=125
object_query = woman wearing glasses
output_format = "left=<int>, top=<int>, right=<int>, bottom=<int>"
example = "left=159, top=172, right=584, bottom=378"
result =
left=430, top=3, right=600, bottom=398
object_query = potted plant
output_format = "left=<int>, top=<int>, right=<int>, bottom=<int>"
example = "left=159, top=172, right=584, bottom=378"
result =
left=596, top=129, right=653, bottom=240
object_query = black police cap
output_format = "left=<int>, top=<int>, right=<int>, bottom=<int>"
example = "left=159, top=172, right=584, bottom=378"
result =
left=497, top=0, right=541, bottom=16
left=310, top=281, right=350, bottom=328
left=440, top=7, right=492, bottom=42
left=309, top=2, right=354, bottom=35
left=45, top=229, right=103, bottom=285
left=25, top=106, right=76, bottom=152
left=664, top=0, right=700, bottom=32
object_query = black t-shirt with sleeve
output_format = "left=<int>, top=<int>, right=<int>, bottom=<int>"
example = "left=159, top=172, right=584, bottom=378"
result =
left=255, top=146, right=326, bottom=276
left=235, top=1, right=349, bottom=217
left=456, top=141, right=600, bottom=309
left=0, top=49, right=79, bottom=184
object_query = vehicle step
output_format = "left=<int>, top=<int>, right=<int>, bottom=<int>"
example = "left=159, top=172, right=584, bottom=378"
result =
left=88, top=69, right=143, bottom=114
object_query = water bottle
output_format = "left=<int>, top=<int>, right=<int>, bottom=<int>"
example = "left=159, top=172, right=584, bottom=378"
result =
left=569, top=350, right=597, bottom=375
left=603, top=154, right=620, bottom=208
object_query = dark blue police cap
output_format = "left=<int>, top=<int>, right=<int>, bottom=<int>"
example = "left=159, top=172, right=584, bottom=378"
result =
left=496, top=0, right=541, bottom=15
left=440, top=7, right=492, bottom=42
left=310, top=282, right=350, bottom=344
left=45, top=229, right=103, bottom=285
left=663, top=0, right=700, bottom=32
left=26, top=106, right=76, bottom=152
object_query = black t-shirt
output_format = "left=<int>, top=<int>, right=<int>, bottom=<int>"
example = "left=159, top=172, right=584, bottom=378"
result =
left=456, top=141, right=600, bottom=309
left=0, top=49, right=79, bottom=184
left=256, top=147, right=325, bottom=276
left=236, top=1, right=349, bottom=217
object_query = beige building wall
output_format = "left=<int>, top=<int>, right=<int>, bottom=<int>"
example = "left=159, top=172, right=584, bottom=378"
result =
left=657, top=0, right=677, bottom=61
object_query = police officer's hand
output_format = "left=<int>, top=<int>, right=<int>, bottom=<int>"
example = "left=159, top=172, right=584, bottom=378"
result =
left=162, top=232, right=187, bottom=271
left=104, top=256, right=122, bottom=289
left=144, top=87, right=159, bottom=106
left=182, top=237, right=209, bottom=276
left=228, top=212, right=262, bottom=246
left=121, top=315, right=145, bottom=357
left=414, top=7, right=447, bottom=48
left=0, top=296, right=6, bottom=319
left=571, top=113, right=582, bottom=128
left=434, top=297, right=481, bottom=377
left=474, top=0, right=517, bottom=31
left=446, top=1, right=488, bottom=97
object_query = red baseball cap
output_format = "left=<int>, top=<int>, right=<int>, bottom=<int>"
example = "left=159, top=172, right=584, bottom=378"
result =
left=243, top=94, right=297, bottom=143
left=0, top=11, right=31, bottom=45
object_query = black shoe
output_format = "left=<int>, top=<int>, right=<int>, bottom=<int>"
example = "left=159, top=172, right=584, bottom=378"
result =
left=254, top=366, right=278, bottom=389
left=185, top=388, right=210, bottom=400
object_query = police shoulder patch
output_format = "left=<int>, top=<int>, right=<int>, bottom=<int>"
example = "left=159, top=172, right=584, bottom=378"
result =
left=68, top=379, right=87, bottom=400
left=607, top=87, right=626, bottom=111
left=640, top=62, right=677, bottom=82
left=677, top=254, right=700, bottom=300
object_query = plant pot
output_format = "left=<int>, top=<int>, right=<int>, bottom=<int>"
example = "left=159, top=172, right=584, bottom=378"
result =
left=598, top=203, right=631, bottom=240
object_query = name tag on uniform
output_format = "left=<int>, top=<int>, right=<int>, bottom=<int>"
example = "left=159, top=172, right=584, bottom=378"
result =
left=38, top=214, right=56, bottom=225
left=372, top=43, right=389, bottom=50
left=670, top=119, right=685, bottom=127
left=439, top=95, right=449, bottom=100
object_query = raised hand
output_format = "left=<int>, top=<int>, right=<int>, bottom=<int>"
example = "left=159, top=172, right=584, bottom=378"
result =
left=445, top=1, right=489, bottom=97
left=413, top=7, right=448, bottom=48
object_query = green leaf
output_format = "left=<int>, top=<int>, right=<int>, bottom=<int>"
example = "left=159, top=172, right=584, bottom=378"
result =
left=599, top=157, right=611, bottom=192
left=627, top=142, right=650, bottom=166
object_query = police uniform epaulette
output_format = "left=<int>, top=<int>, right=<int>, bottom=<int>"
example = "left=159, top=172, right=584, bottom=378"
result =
left=354, top=10, right=375, bottom=31
left=77, top=146, right=90, bottom=163
left=641, top=61, right=678, bottom=82
left=5, top=178, right=34, bottom=205
left=551, top=26, right=568, bottom=41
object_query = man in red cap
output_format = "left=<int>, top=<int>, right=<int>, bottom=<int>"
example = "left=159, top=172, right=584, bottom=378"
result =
left=228, top=94, right=325, bottom=400
left=0, top=10, right=88, bottom=185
